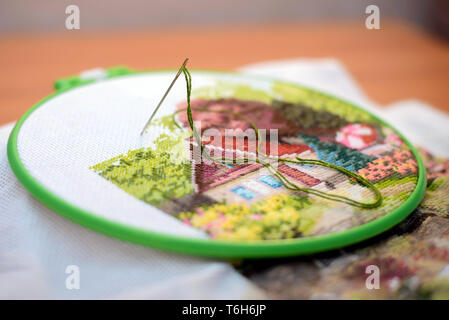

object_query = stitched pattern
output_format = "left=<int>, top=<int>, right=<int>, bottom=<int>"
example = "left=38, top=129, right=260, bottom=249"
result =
left=91, top=81, right=419, bottom=241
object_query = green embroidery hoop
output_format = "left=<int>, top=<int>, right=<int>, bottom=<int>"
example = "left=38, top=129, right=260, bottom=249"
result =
left=7, top=68, right=426, bottom=258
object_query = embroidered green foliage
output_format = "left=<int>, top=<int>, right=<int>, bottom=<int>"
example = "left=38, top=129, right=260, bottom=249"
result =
left=421, top=176, right=449, bottom=217
left=272, top=100, right=348, bottom=131
left=427, top=176, right=445, bottom=192
left=272, top=82, right=375, bottom=123
left=90, top=129, right=194, bottom=206
left=375, top=175, right=418, bottom=190
left=192, top=81, right=272, bottom=104
left=380, top=190, right=412, bottom=208
left=418, top=277, right=449, bottom=300
left=150, top=114, right=181, bottom=133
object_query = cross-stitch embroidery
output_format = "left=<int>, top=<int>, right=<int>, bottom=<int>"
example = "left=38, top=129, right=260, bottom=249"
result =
left=91, top=79, right=418, bottom=241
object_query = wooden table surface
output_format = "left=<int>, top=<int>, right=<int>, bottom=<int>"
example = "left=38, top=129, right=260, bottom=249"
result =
left=1, top=20, right=449, bottom=125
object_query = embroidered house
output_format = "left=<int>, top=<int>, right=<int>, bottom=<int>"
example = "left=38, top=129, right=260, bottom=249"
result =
left=188, top=136, right=356, bottom=206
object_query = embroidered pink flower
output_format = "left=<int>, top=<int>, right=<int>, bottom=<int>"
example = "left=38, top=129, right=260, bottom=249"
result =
left=385, top=133, right=403, bottom=147
left=336, top=123, right=377, bottom=149
left=195, top=208, right=205, bottom=216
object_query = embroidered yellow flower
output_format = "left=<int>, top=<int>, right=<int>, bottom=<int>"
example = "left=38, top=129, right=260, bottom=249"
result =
left=180, top=194, right=318, bottom=240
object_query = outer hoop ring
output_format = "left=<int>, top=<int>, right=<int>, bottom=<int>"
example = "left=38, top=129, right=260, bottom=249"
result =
left=7, top=69, right=426, bottom=258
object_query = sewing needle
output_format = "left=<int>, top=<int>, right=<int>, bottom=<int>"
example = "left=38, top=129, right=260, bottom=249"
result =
left=140, top=58, right=189, bottom=135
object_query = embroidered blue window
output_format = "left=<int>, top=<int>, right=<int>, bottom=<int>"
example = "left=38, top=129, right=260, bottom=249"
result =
left=231, top=186, right=256, bottom=199
left=258, top=175, right=282, bottom=188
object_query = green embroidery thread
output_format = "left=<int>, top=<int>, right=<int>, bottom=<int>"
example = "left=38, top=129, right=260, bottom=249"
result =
left=178, top=65, right=382, bottom=209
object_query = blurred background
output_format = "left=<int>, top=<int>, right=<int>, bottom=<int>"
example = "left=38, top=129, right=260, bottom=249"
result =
left=0, top=0, right=448, bottom=124
left=1, top=0, right=448, bottom=36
